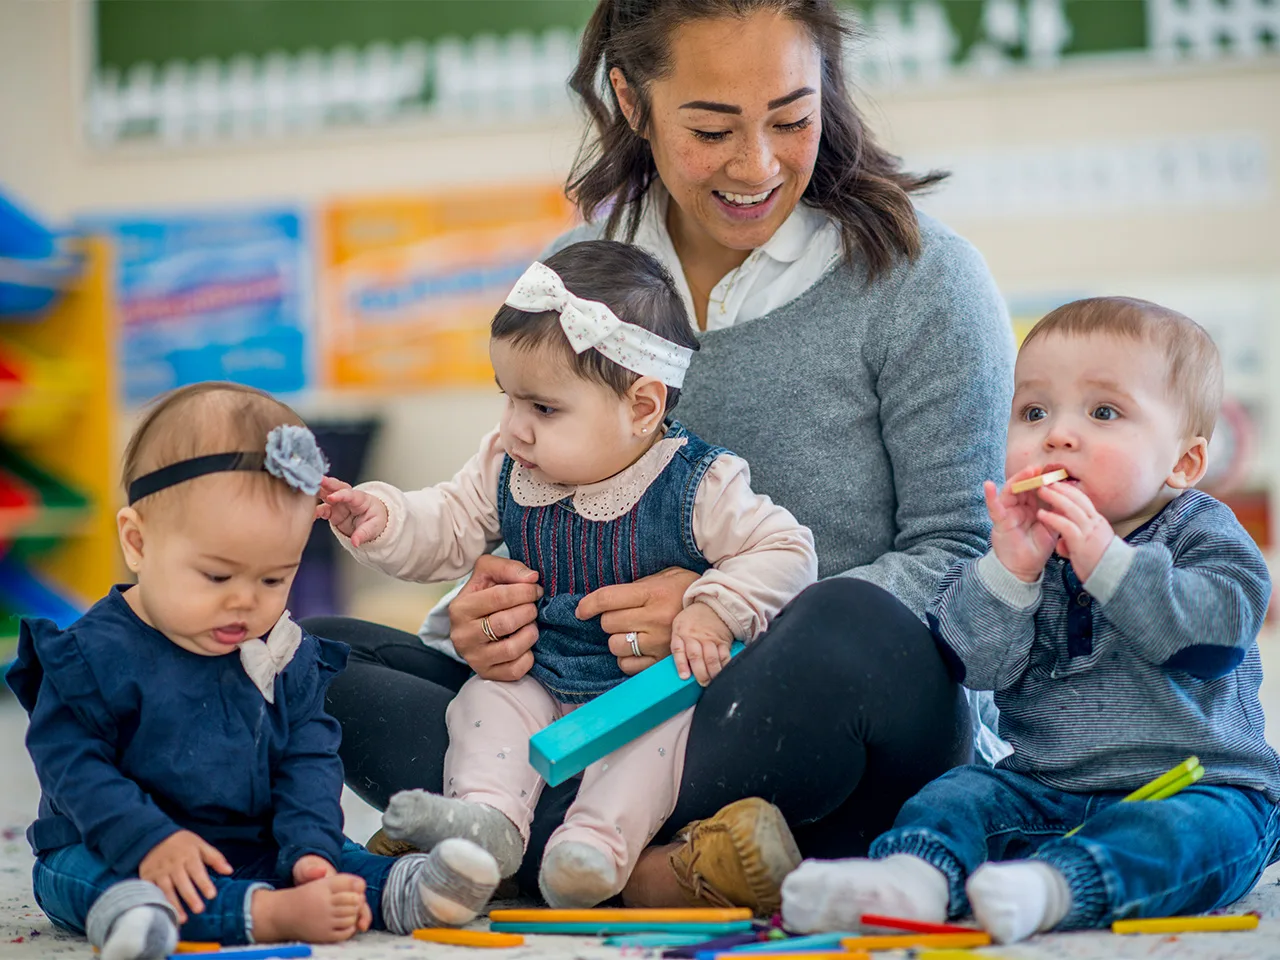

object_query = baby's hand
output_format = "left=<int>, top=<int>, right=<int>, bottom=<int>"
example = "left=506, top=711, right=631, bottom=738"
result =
left=1035, top=481, right=1114, bottom=583
left=671, top=602, right=734, bottom=686
left=292, top=853, right=337, bottom=885
left=138, top=830, right=232, bottom=924
left=984, top=467, right=1059, bottom=583
left=316, top=476, right=388, bottom=547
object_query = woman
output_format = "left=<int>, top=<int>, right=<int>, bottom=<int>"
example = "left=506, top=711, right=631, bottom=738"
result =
left=311, top=0, right=1014, bottom=913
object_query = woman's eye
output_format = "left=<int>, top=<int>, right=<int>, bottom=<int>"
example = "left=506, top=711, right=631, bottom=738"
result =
left=777, top=115, right=813, bottom=133
left=1022, top=406, right=1047, bottom=422
left=692, top=129, right=729, bottom=143
left=1092, top=405, right=1119, bottom=421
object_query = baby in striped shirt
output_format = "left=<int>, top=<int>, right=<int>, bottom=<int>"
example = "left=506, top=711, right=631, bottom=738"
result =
left=781, top=296, right=1279, bottom=943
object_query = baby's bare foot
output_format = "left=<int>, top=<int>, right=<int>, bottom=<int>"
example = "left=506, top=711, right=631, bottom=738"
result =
left=251, top=874, right=368, bottom=943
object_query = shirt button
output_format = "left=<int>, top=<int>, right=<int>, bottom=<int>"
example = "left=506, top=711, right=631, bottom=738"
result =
left=1077, top=594, right=1091, bottom=607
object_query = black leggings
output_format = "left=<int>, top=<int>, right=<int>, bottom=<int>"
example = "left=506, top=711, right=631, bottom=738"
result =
left=308, top=578, right=972, bottom=895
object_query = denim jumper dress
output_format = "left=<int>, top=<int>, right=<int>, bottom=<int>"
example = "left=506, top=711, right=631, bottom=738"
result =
left=496, top=420, right=726, bottom=703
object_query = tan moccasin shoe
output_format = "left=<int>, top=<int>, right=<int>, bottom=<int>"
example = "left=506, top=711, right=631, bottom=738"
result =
left=668, top=797, right=801, bottom=918
left=365, top=827, right=421, bottom=858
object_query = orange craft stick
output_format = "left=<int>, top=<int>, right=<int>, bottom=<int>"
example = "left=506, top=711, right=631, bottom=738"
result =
left=488, top=907, right=752, bottom=923
left=841, top=932, right=993, bottom=950
left=174, top=945, right=222, bottom=954
left=412, top=929, right=526, bottom=947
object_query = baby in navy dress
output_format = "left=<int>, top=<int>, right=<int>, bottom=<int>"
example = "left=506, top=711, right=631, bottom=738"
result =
left=6, top=383, right=500, bottom=960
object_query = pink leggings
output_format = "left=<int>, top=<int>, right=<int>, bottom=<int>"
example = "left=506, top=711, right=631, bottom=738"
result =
left=444, top=674, right=691, bottom=896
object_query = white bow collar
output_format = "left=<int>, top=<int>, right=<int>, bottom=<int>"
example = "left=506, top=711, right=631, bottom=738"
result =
left=238, top=611, right=303, bottom=703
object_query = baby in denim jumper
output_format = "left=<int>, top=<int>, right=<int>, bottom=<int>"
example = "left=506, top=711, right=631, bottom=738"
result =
left=321, top=240, right=817, bottom=908
left=781, top=297, right=1280, bottom=942
left=8, top=384, right=500, bottom=960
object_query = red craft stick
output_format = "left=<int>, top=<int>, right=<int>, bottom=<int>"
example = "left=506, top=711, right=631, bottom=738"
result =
left=858, top=913, right=977, bottom=935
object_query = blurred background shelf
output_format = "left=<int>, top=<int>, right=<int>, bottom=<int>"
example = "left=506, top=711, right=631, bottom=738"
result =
left=0, top=191, right=118, bottom=666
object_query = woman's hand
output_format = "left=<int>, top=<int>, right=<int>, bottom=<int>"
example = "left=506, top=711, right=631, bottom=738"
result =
left=316, top=477, right=388, bottom=547
left=577, top=567, right=700, bottom=675
left=984, top=467, right=1060, bottom=583
left=450, top=554, right=543, bottom=681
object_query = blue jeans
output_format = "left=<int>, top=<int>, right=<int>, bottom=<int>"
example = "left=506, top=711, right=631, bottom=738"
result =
left=870, top=765, right=1280, bottom=928
left=32, top=840, right=395, bottom=946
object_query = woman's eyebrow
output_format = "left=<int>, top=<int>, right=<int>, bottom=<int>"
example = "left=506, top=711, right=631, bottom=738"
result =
left=679, top=86, right=815, bottom=114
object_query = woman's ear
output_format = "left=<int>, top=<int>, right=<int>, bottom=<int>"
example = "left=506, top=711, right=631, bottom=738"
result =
left=1168, top=437, right=1209, bottom=489
left=628, top=377, right=667, bottom=436
left=117, top=507, right=145, bottom=573
left=609, top=67, right=643, bottom=135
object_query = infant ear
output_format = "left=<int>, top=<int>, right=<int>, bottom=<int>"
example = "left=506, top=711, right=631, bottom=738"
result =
left=1168, top=437, right=1209, bottom=489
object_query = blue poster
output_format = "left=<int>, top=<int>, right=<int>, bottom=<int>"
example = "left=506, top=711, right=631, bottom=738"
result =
left=83, top=208, right=309, bottom=403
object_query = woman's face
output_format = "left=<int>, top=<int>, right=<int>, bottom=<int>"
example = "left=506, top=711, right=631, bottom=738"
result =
left=614, top=11, right=824, bottom=257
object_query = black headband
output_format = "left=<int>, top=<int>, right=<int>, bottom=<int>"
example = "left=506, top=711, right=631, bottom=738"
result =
left=127, top=451, right=267, bottom=505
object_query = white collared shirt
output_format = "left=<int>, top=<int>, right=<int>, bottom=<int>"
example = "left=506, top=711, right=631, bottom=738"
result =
left=630, top=184, right=843, bottom=331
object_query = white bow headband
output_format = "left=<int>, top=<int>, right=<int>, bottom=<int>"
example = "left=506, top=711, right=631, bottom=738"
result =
left=503, top=261, right=693, bottom=388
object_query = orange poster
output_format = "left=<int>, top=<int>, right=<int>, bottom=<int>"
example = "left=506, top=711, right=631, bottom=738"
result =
left=320, top=185, right=577, bottom=390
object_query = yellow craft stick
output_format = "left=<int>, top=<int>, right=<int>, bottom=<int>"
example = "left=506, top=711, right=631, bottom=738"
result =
left=1064, top=758, right=1204, bottom=837
left=1009, top=469, right=1068, bottom=494
left=1112, top=914, right=1258, bottom=934
left=840, top=932, right=992, bottom=950
left=489, top=908, right=752, bottom=923
left=412, top=929, right=526, bottom=947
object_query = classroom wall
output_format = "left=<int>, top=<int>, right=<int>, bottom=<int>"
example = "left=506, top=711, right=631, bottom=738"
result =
left=4, top=1, right=1278, bottom=625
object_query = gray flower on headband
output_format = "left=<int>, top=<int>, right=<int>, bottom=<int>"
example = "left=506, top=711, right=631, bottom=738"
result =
left=264, top=425, right=329, bottom=496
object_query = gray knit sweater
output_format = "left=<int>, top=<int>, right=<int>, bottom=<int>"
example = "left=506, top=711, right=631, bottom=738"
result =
left=547, top=211, right=1015, bottom=619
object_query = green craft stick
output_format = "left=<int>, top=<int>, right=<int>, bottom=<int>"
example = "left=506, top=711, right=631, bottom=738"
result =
left=1146, top=764, right=1204, bottom=800
left=1063, top=758, right=1205, bottom=837
left=1120, top=757, right=1201, bottom=802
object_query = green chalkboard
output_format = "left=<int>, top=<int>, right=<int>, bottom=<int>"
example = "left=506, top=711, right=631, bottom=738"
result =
left=94, top=0, right=1149, bottom=73
left=95, top=0, right=597, bottom=71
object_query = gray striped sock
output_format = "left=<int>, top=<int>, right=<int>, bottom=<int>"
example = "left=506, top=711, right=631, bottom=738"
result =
left=382, top=838, right=500, bottom=933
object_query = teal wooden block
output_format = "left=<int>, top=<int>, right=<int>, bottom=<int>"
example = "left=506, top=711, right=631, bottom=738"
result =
left=529, top=643, right=744, bottom=786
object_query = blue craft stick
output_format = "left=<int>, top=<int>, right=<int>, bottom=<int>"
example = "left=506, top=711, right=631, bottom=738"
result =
left=606, top=933, right=726, bottom=947
left=728, top=933, right=859, bottom=953
left=168, top=946, right=311, bottom=960
left=529, top=643, right=744, bottom=786
left=490, top=920, right=755, bottom=936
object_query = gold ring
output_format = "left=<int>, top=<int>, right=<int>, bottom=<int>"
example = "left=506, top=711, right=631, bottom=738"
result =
left=480, top=616, right=499, bottom=643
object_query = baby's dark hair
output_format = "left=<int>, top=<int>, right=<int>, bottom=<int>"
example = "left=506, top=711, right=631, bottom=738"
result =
left=491, top=240, right=699, bottom=412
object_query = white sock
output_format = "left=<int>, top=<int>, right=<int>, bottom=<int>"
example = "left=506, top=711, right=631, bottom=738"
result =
left=100, top=906, right=178, bottom=960
left=781, top=854, right=949, bottom=933
left=382, top=789, right=525, bottom=878
left=539, top=842, right=618, bottom=909
left=966, top=860, right=1072, bottom=944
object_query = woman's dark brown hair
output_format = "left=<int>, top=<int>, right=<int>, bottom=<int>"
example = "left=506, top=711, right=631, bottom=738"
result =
left=567, top=0, right=945, bottom=279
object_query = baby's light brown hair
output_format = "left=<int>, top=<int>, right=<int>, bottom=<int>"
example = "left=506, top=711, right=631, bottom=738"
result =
left=123, top=382, right=310, bottom=513
left=1021, top=296, right=1223, bottom=441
